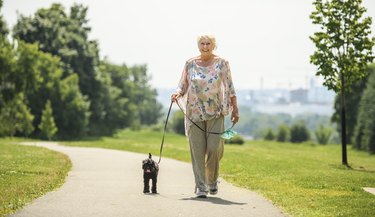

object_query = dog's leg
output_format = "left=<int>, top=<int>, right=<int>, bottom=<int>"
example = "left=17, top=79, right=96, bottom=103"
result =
left=151, top=173, right=157, bottom=194
left=143, top=173, right=150, bottom=193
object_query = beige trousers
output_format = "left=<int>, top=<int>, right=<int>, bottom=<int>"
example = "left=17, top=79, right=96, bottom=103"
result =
left=187, top=116, right=224, bottom=192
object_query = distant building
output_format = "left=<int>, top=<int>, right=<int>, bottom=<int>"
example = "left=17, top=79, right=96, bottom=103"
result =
left=290, top=88, right=308, bottom=104
left=308, top=86, right=336, bottom=104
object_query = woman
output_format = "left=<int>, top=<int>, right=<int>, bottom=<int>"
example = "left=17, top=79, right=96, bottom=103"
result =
left=171, top=34, right=239, bottom=198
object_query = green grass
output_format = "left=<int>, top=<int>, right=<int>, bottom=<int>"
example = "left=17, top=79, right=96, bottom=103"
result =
left=0, top=138, right=71, bottom=217
left=63, top=129, right=375, bottom=217
left=221, top=141, right=375, bottom=217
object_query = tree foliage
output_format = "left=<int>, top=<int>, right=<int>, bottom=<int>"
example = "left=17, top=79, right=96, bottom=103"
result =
left=0, top=93, right=34, bottom=137
left=11, top=41, right=90, bottom=139
left=310, top=0, right=374, bottom=92
left=129, top=65, right=163, bottom=125
left=13, top=4, right=102, bottom=131
left=353, top=65, right=375, bottom=153
left=39, top=100, right=58, bottom=140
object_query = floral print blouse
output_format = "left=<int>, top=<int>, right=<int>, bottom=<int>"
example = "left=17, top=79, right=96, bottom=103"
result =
left=176, top=57, right=236, bottom=133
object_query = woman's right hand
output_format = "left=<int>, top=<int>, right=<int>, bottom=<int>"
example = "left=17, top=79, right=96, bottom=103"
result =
left=171, top=93, right=181, bottom=102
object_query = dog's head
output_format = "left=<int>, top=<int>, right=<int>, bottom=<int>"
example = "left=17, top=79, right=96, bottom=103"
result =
left=142, top=153, right=159, bottom=173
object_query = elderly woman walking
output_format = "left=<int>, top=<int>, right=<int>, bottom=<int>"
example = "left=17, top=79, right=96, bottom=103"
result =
left=171, top=34, right=239, bottom=198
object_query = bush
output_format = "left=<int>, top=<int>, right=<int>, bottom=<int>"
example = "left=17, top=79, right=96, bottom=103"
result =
left=314, top=124, right=332, bottom=145
left=225, top=134, right=245, bottom=145
left=290, top=121, right=310, bottom=143
left=276, top=124, right=290, bottom=142
left=264, top=128, right=275, bottom=141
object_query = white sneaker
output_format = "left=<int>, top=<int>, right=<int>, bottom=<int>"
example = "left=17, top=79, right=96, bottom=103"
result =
left=196, top=189, right=208, bottom=198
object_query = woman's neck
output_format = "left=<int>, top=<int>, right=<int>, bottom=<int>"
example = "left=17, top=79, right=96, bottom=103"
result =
left=200, top=54, right=214, bottom=62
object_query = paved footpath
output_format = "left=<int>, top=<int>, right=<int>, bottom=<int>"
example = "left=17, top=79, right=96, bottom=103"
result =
left=10, top=142, right=286, bottom=217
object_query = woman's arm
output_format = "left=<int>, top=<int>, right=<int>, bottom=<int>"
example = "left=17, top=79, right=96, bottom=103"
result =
left=171, top=62, right=188, bottom=102
left=230, top=96, right=239, bottom=124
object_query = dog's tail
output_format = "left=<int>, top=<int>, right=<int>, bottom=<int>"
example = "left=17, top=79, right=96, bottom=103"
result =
left=149, top=153, right=152, bottom=159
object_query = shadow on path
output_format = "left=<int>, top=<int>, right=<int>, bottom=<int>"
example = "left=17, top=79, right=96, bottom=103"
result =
left=180, top=197, right=247, bottom=205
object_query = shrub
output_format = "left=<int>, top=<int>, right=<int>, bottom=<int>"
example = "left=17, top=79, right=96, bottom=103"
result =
left=264, top=128, right=275, bottom=141
left=276, top=124, right=290, bottom=142
left=290, top=121, right=310, bottom=143
left=314, top=124, right=332, bottom=145
left=225, top=134, right=245, bottom=145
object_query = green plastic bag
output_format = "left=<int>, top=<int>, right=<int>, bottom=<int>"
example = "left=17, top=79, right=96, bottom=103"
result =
left=221, top=129, right=238, bottom=139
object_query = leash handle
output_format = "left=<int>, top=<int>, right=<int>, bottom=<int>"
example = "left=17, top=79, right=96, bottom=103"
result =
left=158, top=101, right=173, bottom=164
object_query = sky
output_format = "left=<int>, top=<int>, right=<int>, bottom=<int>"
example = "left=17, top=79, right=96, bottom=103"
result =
left=2, top=0, right=375, bottom=90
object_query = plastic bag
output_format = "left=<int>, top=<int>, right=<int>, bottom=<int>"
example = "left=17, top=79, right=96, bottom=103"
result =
left=220, top=129, right=238, bottom=139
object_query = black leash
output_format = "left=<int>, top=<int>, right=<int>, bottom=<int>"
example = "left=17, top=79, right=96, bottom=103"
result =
left=157, top=101, right=173, bottom=164
left=157, top=99, right=235, bottom=164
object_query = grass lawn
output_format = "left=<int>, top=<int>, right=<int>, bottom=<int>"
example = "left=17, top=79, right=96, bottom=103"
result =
left=0, top=139, right=71, bottom=217
left=63, top=129, right=375, bottom=217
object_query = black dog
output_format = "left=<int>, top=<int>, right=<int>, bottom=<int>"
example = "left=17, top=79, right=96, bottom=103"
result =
left=142, top=153, right=159, bottom=194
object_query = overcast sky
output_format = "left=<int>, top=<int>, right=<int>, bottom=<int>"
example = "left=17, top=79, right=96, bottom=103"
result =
left=3, top=0, right=375, bottom=90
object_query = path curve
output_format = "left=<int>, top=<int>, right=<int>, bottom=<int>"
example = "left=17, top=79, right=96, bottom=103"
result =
left=10, top=142, right=286, bottom=217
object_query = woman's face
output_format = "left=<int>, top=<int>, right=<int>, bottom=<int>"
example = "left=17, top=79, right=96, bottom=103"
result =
left=198, top=38, right=214, bottom=56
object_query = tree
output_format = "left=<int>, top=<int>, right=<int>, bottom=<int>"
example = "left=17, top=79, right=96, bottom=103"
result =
left=314, top=124, right=332, bottom=145
left=55, top=74, right=90, bottom=138
left=13, top=3, right=102, bottom=134
left=264, top=128, right=275, bottom=141
left=353, top=65, right=375, bottom=153
left=128, top=65, right=163, bottom=125
left=310, top=0, right=374, bottom=165
left=0, top=93, right=34, bottom=137
left=13, top=41, right=90, bottom=139
left=94, top=61, right=137, bottom=134
left=276, top=124, right=289, bottom=142
left=290, top=122, right=310, bottom=143
left=39, top=100, right=57, bottom=140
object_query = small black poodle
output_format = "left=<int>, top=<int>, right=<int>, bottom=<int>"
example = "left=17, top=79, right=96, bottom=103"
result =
left=142, top=153, right=159, bottom=194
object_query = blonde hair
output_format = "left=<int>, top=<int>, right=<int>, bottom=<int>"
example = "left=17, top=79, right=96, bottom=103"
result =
left=197, top=34, right=217, bottom=50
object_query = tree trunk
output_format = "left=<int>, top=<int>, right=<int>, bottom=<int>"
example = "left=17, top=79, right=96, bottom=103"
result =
left=340, top=74, right=348, bottom=165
